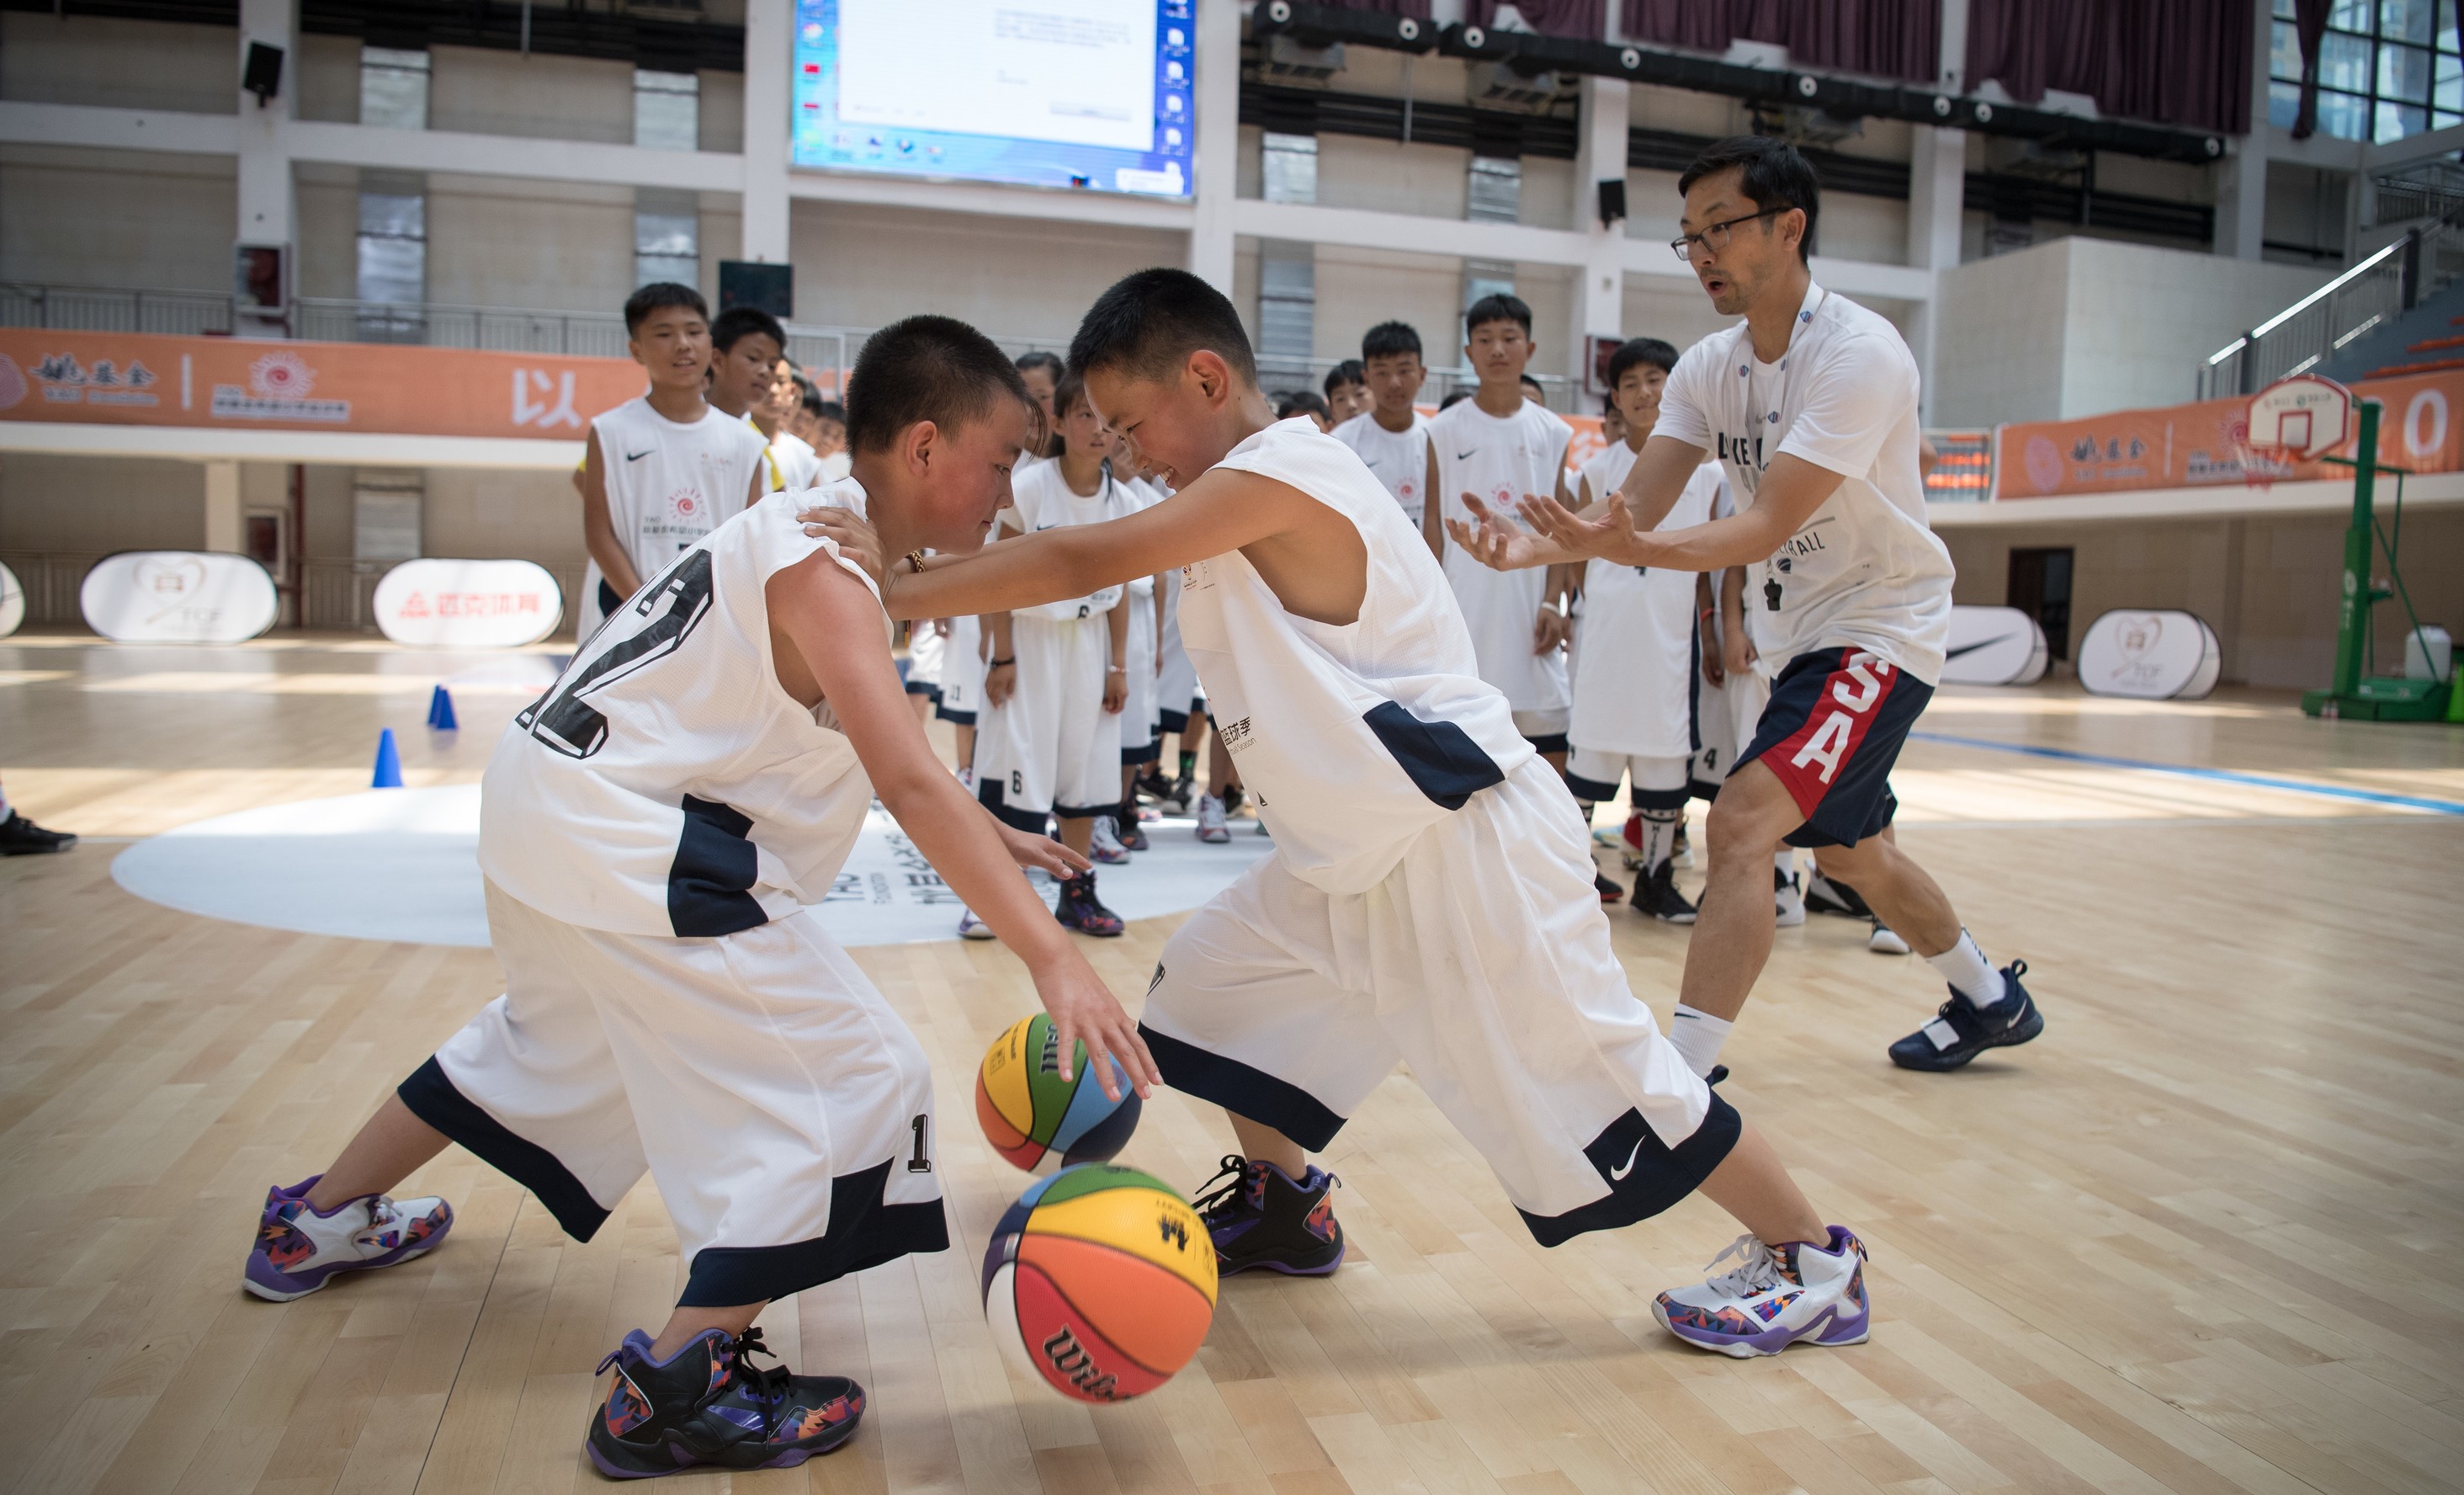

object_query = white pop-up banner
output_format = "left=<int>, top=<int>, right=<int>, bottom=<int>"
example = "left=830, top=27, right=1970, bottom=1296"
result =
left=1939, top=605, right=2051, bottom=686
left=2077, top=609, right=2222, bottom=700
left=81, top=551, right=279, bottom=643
left=372, top=558, right=564, bottom=648
left=0, top=559, right=23, bottom=638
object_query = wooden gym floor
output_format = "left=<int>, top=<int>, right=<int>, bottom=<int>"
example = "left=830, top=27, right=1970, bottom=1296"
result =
left=4, top=631, right=2462, bottom=1495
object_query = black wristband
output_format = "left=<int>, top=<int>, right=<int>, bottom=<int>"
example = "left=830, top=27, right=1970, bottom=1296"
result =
left=988, top=656, right=1016, bottom=668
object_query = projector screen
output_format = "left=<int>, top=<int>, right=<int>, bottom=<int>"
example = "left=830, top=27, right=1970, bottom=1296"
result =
left=791, top=0, right=1193, bottom=198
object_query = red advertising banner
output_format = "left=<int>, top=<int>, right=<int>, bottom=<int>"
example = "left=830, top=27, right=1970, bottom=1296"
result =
left=0, top=330, right=646, bottom=440
left=1992, top=370, right=2464, bottom=498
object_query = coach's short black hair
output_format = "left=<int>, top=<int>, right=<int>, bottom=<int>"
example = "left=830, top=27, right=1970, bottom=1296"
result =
left=1323, top=359, right=1364, bottom=396
left=846, top=315, right=1032, bottom=455
left=1014, top=350, right=1065, bottom=380
left=710, top=305, right=787, bottom=354
left=623, top=282, right=706, bottom=334
left=1607, top=337, right=1680, bottom=388
left=1464, top=294, right=1532, bottom=338
left=1678, top=136, right=1819, bottom=263
left=1069, top=268, right=1258, bottom=386
left=1362, top=321, right=1422, bottom=361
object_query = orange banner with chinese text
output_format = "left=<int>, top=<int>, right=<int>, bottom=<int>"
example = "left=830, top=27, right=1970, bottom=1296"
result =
left=1991, top=370, right=2464, bottom=498
left=0, top=330, right=645, bottom=440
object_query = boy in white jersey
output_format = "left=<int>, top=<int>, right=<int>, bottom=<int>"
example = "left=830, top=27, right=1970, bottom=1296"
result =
left=1330, top=321, right=1432, bottom=537
left=241, top=317, right=1159, bottom=1476
left=579, top=283, right=769, bottom=638
left=1424, top=295, right=1575, bottom=766
left=762, top=358, right=824, bottom=490
left=1452, top=136, right=2039, bottom=1077
left=1564, top=338, right=1714, bottom=923
left=808, top=269, right=1876, bottom=1359
left=706, top=306, right=795, bottom=493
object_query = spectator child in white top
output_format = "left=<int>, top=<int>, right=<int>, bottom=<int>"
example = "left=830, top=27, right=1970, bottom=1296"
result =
left=1331, top=321, right=1434, bottom=535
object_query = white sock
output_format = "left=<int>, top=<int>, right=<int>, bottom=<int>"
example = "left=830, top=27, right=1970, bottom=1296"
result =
left=1773, top=849, right=1795, bottom=880
left=1638, top=807, right=1679, bottom=874
left=1926, top=929, right=2006, bottom=1008
left=1667, top=1003, right=1732, bottom=1078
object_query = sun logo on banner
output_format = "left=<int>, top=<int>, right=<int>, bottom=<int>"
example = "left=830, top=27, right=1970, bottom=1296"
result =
left=249, top=350, right=316, bottom=400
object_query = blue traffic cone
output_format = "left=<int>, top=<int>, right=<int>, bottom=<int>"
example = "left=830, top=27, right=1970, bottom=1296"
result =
left=427, top=684, right=459, bottom=732
left=372, top=727, right=404, bottom=789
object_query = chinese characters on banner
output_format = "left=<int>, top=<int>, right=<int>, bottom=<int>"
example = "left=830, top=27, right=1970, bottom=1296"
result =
left=1991, top=370, right=2464, bottom=498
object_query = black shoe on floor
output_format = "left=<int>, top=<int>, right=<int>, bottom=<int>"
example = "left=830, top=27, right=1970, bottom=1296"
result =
left=1192, top=1154, right=1345, bottom=1276
left=0, top=811, right=75, bottom=855
left=1888, top=961, right=2042, bottom=1072
left=587, top=1327, right=864, bottom=1478
left=1803, top=870, right=1872, bottom=918
left=1134, top=769, right=1176, bottom=805
left=1217, top=782, right=1245, bottom=817
left=1595, top=871, right=1625, bottom=904
left=1632, top=862, right=1698, bottom=923
left=1054, top=871, right=1124, bottom=937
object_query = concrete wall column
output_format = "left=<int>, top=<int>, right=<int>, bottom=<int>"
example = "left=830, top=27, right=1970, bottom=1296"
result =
left=741, top=0, right=793, bottom=268
left=204, top=460, right=244, bottom=554
left=1572, top=75, right=1630, bottom=390
left=236, top=0, right=296, bottom=337
left=2214, top=0, right=2273, bottom=259
left=1187, top=0, right=1241, bottom=293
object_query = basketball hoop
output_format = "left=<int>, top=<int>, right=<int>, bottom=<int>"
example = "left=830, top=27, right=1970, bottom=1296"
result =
left=2244, top=373, right=2355, bottom=492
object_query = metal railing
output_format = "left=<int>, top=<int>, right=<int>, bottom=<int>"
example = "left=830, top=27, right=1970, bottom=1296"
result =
left=0, top=283, right=233, bottom=337
left=0, top=552, right=99, bottom=627
left=2198, top=210, right=2464, bottom=397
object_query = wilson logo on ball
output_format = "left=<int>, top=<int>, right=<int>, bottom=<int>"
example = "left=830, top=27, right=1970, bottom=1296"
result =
left=1038, top=1327, right=1122, bottom=1402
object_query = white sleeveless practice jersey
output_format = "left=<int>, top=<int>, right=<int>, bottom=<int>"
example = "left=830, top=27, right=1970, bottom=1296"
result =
left=1182, top=418, right=1534, bottom=894
left=481, top=481, right=883, bottom=938
left=1332, top=409, right=1432, bottom=526
left=1655, top=281, right=1954, bottom=684
left=1008, top=460, right=1134, bottom=621
left=582, top=397, right=768, bottom=620
left=769, top=429, right=823, bottom=492
left=1427, top=396, right=1575, bottom=714
left=1569, top=444, right=1723, bottom=758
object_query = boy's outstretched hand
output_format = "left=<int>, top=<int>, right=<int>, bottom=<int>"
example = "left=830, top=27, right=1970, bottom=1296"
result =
left=997, top=820, right=1091, bottom=878
left=1031, top=957, right=1162, bottom=1102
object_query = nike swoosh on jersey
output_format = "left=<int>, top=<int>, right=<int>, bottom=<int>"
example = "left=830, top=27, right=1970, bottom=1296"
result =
left=1609, top=1136, right=1645, bottom=1181
left=1942, top=633, right=2017, bottom=661
left=1455, top=449, right=1479, bottom=460
left=624, top=449, right=654, bottom=461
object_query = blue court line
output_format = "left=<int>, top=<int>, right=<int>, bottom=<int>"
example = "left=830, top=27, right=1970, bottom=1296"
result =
left=1907, top=732, right=2464, bottom=817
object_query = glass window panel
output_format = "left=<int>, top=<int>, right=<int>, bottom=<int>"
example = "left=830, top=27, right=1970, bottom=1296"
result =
left=2319, top=88, right=2374, bottom=136
left=356, top=235, right=424, bottom=305
left=2437, top=50, right=2462, bottom=107
left=2438, top=110, right=2463, bottom=129
left=2439, top=0, right=2458, bottom=50
left=1261, top=131, right=1317, bottom=205
left=634, top=210, right=698, bottom=258
left=2385, top=0, right=2436, bottom=41
left=2272, top=21, right=2304, bottom=81
left=2321, top=31, right=2375, bottom=89
left=1467, top=156, right=1521, bottom=223
left=635, top=254, right=699, bottom=290
left=2269, top=79, right=2304, bottom=127
left=357, top=191, right=424, bottom=240
left=2376, top=98, right=2428, bottom=138
left=2382, top=43, right=2434, bottom=99
left=634, top=69, right=699, bottom=152
left=358, top=45, right=428, bottom=130
left=2329, top=0, right=2375, bottom=29
left=2275, top=0, right=2295, bottom=17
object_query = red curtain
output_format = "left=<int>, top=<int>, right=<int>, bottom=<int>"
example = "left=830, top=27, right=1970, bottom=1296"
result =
left=1620, top=0, right=1941, bottom=83
left=1470, top=1, right=1607, bottom=39
left=1965, top=0, right=2254, bottom=135
left=2287, top=0, right=2331, bottom=140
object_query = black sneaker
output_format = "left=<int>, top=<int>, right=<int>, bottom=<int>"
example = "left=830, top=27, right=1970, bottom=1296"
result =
left=1888, top=961, right=2042, bottom=1072
left=1054, top=871, right=1124, bottom=937
left=586, top=1327, right=864, bottom=1478
left=1192, top=1154, right=1344, bottom=1276
left=0, top=811, right=75, bottom=855
left=1218, top=782, right=1245, bottom=817
left=1134, top=768, right=1176, bottom=805
left=1633, top=862, right=1698, bottom=923
left=1803, top=871, right=1872, bottom=918
left=1595, top=871, right=1625, bottom=904
left=1159, top=774, right=1196, bottom=815
left=1116, top=806, right=1150, bottom=853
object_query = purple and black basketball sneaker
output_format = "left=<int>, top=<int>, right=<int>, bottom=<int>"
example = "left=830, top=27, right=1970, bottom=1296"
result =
left=1654, top=1226, right=1871, bottom=1357
left=242, top=1175, right=453, bottom=1301
left=1192, top=1153, right=1344, bottom=1276
left=587, top=1326, right=864, bottom=1478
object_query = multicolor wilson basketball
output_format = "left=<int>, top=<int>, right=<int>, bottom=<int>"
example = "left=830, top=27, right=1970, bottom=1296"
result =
left=974, top=1014, right=1140, bottom=1171
left=980, top=1164, right=1217, bottom=1403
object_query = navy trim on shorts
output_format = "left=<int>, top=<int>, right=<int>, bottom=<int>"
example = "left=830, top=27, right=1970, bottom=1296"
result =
left=905, top=680, right=942, bottom=700
left=1564, top=769, right=1622, bottom=803
left=1630, top=782, right=1688, bottom=811
left=681, top=1157, right=950, bottom=1307
left=936, top=704, right=976, bottom=726
left=668, top=796, right=768, bottom=937
left=976, top=777, right=1047, bottom=833
left=597, top=577, right=624, bottom=617
left=1050, top=800, right=1114, bottom=820
left=1522, top=732, right=1570, bottom=756
left=1158, top=707, right=1190, bottom=735
left=397, top=1056, right=611, bottom=1242
left=1362, top=701, right=1506, bottom=811
left=1739, top=647, right=1932, bottom=849
left=1138, top=1023, right=1346, bottom=1152
left=1517, top=1092, right=1742, bottom=1248
left=1120, top=742, right=1160, bottom=767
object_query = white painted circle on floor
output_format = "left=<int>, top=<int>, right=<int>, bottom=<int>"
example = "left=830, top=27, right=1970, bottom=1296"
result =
left=111, top=785, right=1272, bottom=948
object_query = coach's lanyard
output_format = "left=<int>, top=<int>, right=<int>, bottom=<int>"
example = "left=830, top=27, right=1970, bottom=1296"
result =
left=1749, top=283, right=1826, bottom=613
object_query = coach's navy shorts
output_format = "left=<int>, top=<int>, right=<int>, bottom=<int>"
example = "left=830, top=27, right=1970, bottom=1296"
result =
left=1736, top=646, right=1931, bottom=849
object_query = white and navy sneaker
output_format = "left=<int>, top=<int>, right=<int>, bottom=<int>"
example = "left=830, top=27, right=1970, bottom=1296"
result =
left=1803, top=870, right=1872, bottom=918
left=244, top=1177, right=453, bottom=1301
left=1654, top=1227, right=1871, bottom=1358
left=1773, top=870, right=1806, bottom=928
left=1868, top=920, right=1910, bottom=955
left=1089, top=816, right=1131, bottom=865
left=1633, top=863, right=1697, bottom=923
left=1195, top=794, right=1231, bottom=844
left=956, top=908, right=995, bottom=940
left=1888, top=961, right=2041, bottom=1071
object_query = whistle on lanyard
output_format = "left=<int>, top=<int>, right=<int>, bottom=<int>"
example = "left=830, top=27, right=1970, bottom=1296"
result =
left=1764, top=575, right=1783, bottom=612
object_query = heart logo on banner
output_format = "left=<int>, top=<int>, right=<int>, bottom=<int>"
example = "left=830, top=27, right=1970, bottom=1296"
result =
left=135, top=556, right=210, bottom=622
left=2115, top=613, right=2163, bottom=664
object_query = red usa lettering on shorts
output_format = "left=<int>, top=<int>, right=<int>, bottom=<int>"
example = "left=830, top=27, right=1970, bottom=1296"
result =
left=1767, top=652, right=1892, bottom=816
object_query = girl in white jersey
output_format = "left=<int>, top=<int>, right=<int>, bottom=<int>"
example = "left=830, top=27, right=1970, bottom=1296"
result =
left=808, top=270, right=1876, bottom=1362
left=244, top=317, right=1159, bottom=1475
left=577, top=284, right=770, bottom=640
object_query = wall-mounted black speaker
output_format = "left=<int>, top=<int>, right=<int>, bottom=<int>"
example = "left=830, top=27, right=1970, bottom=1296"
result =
left=1596, top=178, right=1627, bottom=226
left=720, top=260, right=794, bottom=320
left=244, top=42, right=284, bottom=107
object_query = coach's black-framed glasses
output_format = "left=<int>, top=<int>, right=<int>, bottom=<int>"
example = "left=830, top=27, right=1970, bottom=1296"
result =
left=1670, top=205, right=1792, bottom=263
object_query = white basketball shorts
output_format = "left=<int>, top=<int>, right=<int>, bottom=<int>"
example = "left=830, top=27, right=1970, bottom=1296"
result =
left=399, top=881, right=948, bottom=1306
left=974, top=613, right=1121, bottom=826
left=1138, top=760, right=1739, bottom=1245
left=1120, top=595, right=1160, bottom=761
left=1564, top=749, right=1689, bottom=811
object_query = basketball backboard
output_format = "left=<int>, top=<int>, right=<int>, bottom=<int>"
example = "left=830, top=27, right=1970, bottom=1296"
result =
left=2247, top=373, right=2355, bottom=460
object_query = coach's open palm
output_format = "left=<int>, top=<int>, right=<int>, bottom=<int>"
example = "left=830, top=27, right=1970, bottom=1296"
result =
left=1447, top=494, right=1543, bottom=571
left=1030, top=955, right=1160, bottom=1102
